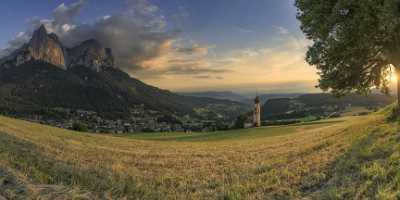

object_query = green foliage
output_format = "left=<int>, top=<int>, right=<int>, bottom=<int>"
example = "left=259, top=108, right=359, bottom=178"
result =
left=315, top=125, right=400, bottom=199
left=295, top=0, right=400, bottom=96
left=72, top=122, right=88, bottom=132
left=387, top=105, right=400, bottom=121
left=126, top=125, right=302, bottom=142
left=233, top=114, right=247, bottom=129
left=261, top=93, right=394, bottom=120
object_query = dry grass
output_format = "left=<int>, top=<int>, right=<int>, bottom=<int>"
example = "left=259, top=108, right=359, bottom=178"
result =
left=0, top=114, right=386, bottom=199
left=341, top=106, right=371, bottom=117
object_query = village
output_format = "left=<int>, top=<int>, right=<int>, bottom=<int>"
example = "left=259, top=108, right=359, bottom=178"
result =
left=11, top=94, right=379, bottom=134
left=14, top=104, right=233, bottom=134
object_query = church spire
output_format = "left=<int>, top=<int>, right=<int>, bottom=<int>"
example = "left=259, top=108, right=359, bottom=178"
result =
left=253, top=91, right=261, bottom=127
left=254, top=90, right=260, bottom=104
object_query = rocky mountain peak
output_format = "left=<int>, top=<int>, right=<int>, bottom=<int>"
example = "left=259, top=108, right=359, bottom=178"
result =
left=27, top=25, right=66, bottom=69
left=67, top=38, right=114, bottom=72
left=0, top=26, right=114, bottom=72
left=32, top=25, right=47, bottom=39
left=80, top=38, right=102, bottom=47
left=0, top=25, right=67, bottom=69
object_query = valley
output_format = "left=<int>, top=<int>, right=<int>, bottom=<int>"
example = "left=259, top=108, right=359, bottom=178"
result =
left=0, top=108, right=397, bottom=199
left=0, top=26, right=247, bottom=133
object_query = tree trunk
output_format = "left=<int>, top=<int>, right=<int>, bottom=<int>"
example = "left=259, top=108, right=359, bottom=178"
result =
left=397, top=68, right=400, bottom=107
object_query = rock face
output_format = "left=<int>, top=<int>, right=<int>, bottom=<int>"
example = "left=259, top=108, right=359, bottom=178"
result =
left=1, top=25, right=67, bottom=69
left=0, top=25, right=114, bottom=72
left=28, top=25, right=66, bottom=68
left=67, top=39, right=114, bottom=72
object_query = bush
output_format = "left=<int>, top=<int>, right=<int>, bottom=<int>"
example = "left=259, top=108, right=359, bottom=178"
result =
left=233, top=114, right=247, bottom=129
left=387, top=106, right=400, bottom=122
left=72, top=122, right=88, bottom=132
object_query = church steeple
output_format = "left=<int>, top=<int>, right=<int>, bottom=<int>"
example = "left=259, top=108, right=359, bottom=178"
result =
left=254, top=95, right=260, bottom=104
left=253, top=92, right=261, bottom=127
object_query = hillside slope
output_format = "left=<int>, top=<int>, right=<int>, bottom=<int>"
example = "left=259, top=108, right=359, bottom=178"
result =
left=307, top=107, right=400, bottom=199
left=0, top=61, right=245, bottom=120
left=0, top=111, right=396, bottom=199
left=0, top=25, right=246, bottom=121
left=261, top=93, right=394, bottom=120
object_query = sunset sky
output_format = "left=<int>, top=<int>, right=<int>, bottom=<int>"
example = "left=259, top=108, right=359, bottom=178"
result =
left=0, top=0, right=320, bottom=94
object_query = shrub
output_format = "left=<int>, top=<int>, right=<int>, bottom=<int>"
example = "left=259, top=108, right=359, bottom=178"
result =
left=72, top=122, right=88, bottom=132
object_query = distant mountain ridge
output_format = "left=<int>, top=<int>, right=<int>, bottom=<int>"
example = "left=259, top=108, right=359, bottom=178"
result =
left=180, top=91, right=250, bottom=103
left=261, top=93, right=394, bottom=120
left=0, top=26, right=246, bottom=120
left=181, top=91, right=304, bottom=104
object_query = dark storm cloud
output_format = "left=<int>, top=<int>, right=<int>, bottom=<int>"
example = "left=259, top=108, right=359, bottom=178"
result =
left=0, top=0, right=232, bottom=78
left=58, top=0, right=175, bottom=71
left=61, top=14, right=176, bottom=70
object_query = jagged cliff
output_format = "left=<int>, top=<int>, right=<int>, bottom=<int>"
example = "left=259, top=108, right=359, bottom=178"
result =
left=1, top=25, right=66, bottom=69
left=0, top=25, right=114, bottom=72
left=67, top=39, right=114, bottom=72
left=28, top=25, right=66, bottom=68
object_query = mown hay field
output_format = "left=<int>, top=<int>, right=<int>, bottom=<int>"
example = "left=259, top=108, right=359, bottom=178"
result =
left=0, top=112, right=397, bottom=199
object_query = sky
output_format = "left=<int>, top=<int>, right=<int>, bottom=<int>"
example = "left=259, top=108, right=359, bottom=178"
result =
left=0, top=0, right=320, bottom=94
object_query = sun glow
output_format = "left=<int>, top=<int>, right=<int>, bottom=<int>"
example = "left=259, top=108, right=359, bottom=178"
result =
left=390, top=73, right=397, bottom=84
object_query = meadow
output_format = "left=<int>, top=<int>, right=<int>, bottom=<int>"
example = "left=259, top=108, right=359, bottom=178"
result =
left=0, top=110, right=399, bottom=199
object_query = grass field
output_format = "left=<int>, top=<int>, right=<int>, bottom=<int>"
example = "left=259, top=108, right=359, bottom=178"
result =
left=341, top=106, right=372, bottom=117
left=0, top=110, right=399, bottom=199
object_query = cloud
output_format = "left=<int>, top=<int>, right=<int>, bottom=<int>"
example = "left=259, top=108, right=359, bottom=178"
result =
left=137, top=54, right=232, bottom=79
left=274, top=26, right=289, bottom=35
left=0, top=0, right=87, bottom=57
left=53, top=0, right=87, bottom=25
left=166, top=65, right=230, bottom=75
left=193, top=75, right=212, bottom=79
left=0, top=0, right=237, bottom=80
left=0, top=0, right=176, bottom=72
left=148, top=28, right=317, bottom=92
left=0, top=31, right=30, bottom=57
left=175, top=44, right=208, bottom=55
left=213, top=31, right=311, bottom=72
left=139, top=27, right=314, bottom=91
left=0, top=1, right=318, bottom=93
left=135, top=38, right=231, bottom=79
left=176, top=80, right=318, bottom=94
left=61, top=15, right=175, bottom=71
left=193, top=75, right=225, bottom=80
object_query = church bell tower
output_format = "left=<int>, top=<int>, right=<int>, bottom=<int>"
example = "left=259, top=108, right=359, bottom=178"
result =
left=253, top=94, right=261, bottom=127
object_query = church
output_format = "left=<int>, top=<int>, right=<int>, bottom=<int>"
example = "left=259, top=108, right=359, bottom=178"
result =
left=253, top=95, right=261, bottom=127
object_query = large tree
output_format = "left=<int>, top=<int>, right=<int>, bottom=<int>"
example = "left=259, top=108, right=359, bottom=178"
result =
left=295, top=0, right=400, bottom=105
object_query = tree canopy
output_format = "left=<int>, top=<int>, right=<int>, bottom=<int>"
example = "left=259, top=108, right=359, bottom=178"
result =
left=295, top=0, right=400, bottom=97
